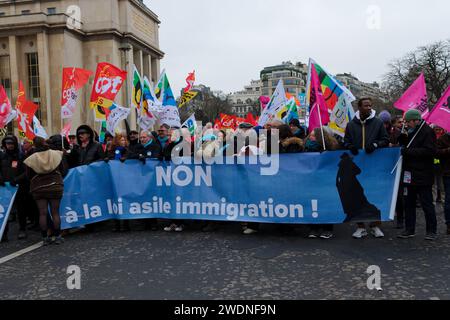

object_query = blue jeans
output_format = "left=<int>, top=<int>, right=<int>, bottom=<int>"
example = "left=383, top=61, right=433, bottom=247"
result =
left=405, top=185, right=437, bottom=234
left=443, top=177, right=450, bottom=225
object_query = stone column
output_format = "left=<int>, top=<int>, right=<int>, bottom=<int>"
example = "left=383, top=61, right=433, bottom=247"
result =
left=151, top=57, right=160, bottom=84
left=8, top=36, right=19, bottom=135
left=143, top=54, right=151, bottom=80
left=36, top=32, right=53, bottom=132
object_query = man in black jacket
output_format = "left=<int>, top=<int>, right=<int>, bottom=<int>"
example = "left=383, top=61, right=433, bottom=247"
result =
left=70, top=125, right=105, bottom=167
left=128, top=130, right=141, bottom=158
left=343, top=98, right=389, bottom=239
left=0, top=135, right=28, bottom=241
left=398, top=109, right=438, bottom=241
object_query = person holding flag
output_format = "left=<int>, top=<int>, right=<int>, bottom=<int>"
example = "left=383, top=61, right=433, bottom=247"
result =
left=398, top=109, right=438, bottom=241
left=344, top=97, right=389, bottom=239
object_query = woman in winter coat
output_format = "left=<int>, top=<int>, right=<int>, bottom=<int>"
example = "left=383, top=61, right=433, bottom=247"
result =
left=105, top=134, right=129, bottom=162
left=278, top=124, right=305, bottom=153
left=24, top=137, right=68, bottom=246
left=105, top=134, right=131, bottom=232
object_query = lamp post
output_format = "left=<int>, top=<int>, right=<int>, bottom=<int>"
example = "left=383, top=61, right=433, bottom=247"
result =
left=119, top=42, right=132, bottom=132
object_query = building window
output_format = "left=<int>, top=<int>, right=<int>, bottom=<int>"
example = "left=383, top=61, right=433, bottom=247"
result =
left=0, top=55, right=12, bottom=129
left=47, top=8, right=56, bottom=14
left=27, top=52, right=41, bottom=119
left=22, top=10, right=31, bottom=15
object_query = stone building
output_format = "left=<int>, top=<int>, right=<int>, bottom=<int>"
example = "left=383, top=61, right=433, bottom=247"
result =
left=0, top=0, right=163, bottom=134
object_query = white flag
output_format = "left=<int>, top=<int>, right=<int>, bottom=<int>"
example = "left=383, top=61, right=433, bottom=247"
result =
left=258, top=80, right=288, bottom=126
left=107, top=103, right=131, bottom=134
left=4, top=109, right=17, bottom=127
left=181, top=113, right=197, bottom=136
left=138, top=115, right=156, bottom=131
left=33, top=116, right=48, bottom=139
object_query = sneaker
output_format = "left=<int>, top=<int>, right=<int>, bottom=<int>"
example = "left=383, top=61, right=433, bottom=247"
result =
left=42, top=237, right=52, bottom=246
left=425, top=233, right=438, bottom=241
left=371, top=227, right=385, bottom=238
left=308, top=230, right=320, bottom=239
left=164, top=224, right=178, bottom=232
left=320, top=231, right=334, bottom=240
left=175, top=225, right=184, bottom=232
left=18, top=231, right=28, bottom=240
left=397, top=231, right=416, bottom=239
left=243, top=228, right=258, bottom=235
left=352, top=228, right=368, bottom=239
left=54, top=236, right=65, bottom=245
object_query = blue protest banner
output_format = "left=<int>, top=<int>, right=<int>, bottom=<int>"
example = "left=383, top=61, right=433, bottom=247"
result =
left=58, top=148, right=402, bottom=230
left=0, top=184, right=18, bottom=240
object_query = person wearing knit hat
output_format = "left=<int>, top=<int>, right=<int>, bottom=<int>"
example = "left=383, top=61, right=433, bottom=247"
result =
left=398, top=108, right=438, bottom=241
left=404, top=109, right=422, bottom=122
left=379, top=110, right=392, bottom=124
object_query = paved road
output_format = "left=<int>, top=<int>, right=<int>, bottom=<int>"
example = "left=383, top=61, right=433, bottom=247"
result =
left=0, top=206, right=449, bottom=300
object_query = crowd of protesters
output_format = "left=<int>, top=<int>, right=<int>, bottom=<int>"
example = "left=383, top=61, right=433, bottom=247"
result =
left=1, top=97, right=449, bottom=245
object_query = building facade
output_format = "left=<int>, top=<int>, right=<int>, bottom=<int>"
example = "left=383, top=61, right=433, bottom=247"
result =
left=0, top=0, right=163, bottom=135
left=336, top=73, right=388, bottom=102
left=260, top=61, right=308, bottom=97
left=228, top=79, right=261, bottom=117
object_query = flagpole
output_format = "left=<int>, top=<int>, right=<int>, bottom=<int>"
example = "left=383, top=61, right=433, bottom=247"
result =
left=61, top=117, right=64, bottom=150
left=316, top=102, right=327, bottom=151
left=391, top=119, right=427, bottom=174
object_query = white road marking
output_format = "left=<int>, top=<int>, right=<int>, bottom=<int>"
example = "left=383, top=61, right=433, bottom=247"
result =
left=0, top=242, right=43, bottom=265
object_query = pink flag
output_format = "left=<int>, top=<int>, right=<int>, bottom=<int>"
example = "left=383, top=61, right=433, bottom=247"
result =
left=426, top=86, right=450, bottom=132
left=394, top=73, right=429, bottom=117
left=308, top=65, right=330, bottom=133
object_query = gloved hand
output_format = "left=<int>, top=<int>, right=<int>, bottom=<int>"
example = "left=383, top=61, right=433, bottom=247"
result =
left=120, top=157, right=126, bottom=163
left=349, top=145, right=359, bottom=156
left=139, top=155, right=146, bottom=165
left=366, top=143, right=378, bottom=154
left=104, top=157, right=110, bottom=163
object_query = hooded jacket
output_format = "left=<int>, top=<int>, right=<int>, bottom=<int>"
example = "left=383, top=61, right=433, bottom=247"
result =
left=344, top=110, right=389, bottom=151
left=0, top=135, right=26, bottom=186
left=401, top=121, right=437, bottom=186
left=279, top=137, right=304, bottom=154
left=70, top=125, right=105, bottom=166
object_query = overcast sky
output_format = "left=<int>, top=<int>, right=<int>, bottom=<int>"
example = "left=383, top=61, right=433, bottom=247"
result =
left=145, top=0, right=449, bottom=95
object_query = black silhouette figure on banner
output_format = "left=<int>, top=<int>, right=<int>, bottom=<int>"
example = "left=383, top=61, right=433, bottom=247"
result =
left=336, top=153, right=381, bottom=223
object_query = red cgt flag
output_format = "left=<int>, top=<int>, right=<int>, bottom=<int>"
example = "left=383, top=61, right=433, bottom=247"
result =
left=219, top=113, right=237, bottom=130
left=16, top=81, right=38, bottom=140
left=89, top=62, right=127, bottom=120
left=0, top=85, right=12, bottom=128
left=61, top=67, right=92, bottom=119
